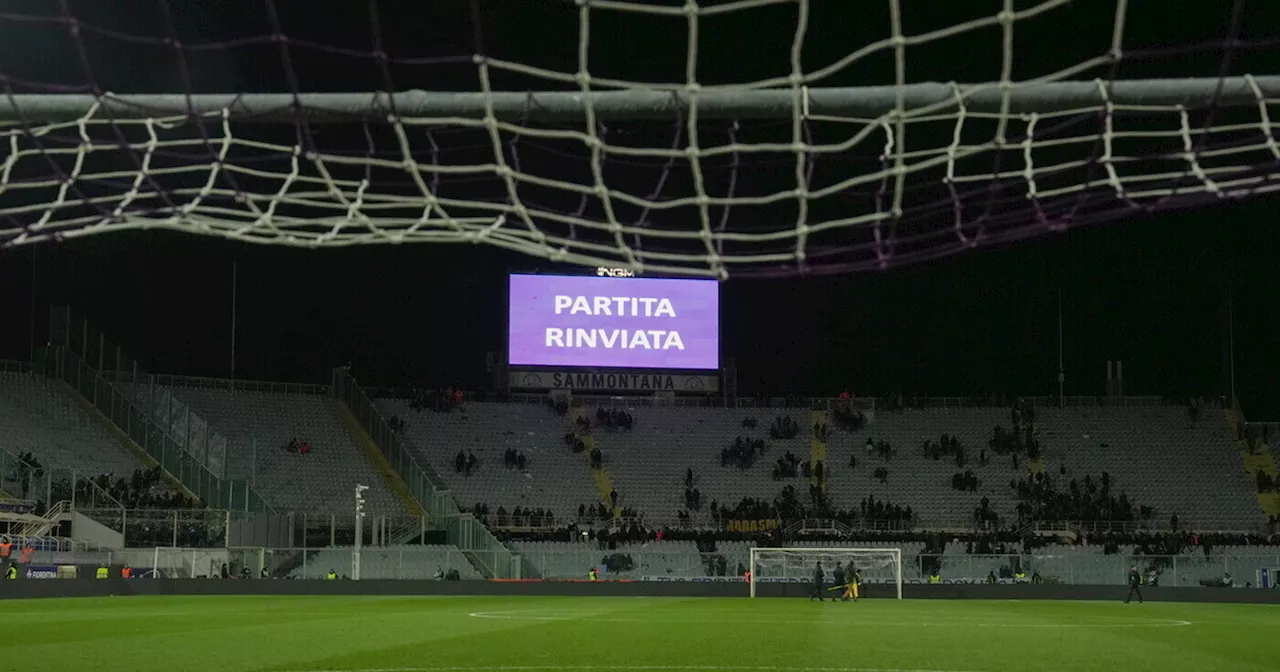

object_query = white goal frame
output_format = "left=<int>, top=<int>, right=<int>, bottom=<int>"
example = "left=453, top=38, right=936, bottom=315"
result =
left=749, top=547, right=903, bottom=599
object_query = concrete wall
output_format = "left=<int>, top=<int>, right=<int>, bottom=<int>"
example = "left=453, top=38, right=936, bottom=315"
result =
left=71, top=512, right=124, bottom=550
left=2, top=578, right=1278, bottom=603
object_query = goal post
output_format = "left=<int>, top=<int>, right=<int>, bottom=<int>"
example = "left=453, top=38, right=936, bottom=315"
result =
left=748, top=547, right=903, bottom=599
left=1, top=1, right=1277, bottom=278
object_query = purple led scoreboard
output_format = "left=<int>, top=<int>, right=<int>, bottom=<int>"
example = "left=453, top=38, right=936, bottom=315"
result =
left=507, top=274, right=720, bottom=370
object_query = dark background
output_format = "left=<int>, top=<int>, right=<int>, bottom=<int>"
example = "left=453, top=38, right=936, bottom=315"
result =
left=0, top=0, right=1277, bottom=414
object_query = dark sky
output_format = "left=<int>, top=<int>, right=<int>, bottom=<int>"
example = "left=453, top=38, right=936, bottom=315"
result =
left=0, top=1, right=1277, bottom=415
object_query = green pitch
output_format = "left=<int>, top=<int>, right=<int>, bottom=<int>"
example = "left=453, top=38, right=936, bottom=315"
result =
left=1, top=595, right=1276, bottom=672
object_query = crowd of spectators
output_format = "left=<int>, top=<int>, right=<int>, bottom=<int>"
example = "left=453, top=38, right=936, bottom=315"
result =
left=769, top=416, right=801, bottom=440
left=864, top=437, right=895, bottom=460
left=408, top=386, right=465, bottom=413
left=594, top=407, right=634, bottom=431
left=562, top=431, right=589, bottom=454
left=1012, top=469, right=1149, bottom=525
left=772, top=451, right=802, bottom=479
left=84, top=468, right=195, bottom=509
left=472, top=503, right=556, bottom=527
left=12, top=451, right=46, bottom=482
left=501, top=448, right=528, bottom=471
left=453, top=450, right=479, bottom=476
left=722, top=436, right=766, bottom=469
left=832, top=401, right=867, bottom=431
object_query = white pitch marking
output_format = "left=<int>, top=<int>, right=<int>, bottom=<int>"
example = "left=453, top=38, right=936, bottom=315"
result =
left=466, top=610, right=1192, bottom=628
left=280, top=660, right=977, bottom=665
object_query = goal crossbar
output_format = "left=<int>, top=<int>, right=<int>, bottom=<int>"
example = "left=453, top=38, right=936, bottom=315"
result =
left=3, top=75, right=1278, bottom=123
left=749, top=547, right=903, bottom=599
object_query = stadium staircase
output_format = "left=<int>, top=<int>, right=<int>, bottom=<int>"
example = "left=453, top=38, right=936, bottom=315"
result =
left=810, top=409, right=828, bottom=494
left=1225, top=407, right=1280, bottom=518
left=1027, top=422, right=1047, bottom=476
left=571, top=403, right=620, bottom=517
left=331, top=400, right=425, bottom=517
left=330, top=369, right=534, bottom=579
left=39, top=346, right=272, bottom=513
left=18, top=500, right=69, bottom=537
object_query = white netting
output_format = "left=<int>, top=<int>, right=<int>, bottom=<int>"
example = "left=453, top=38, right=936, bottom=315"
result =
left=751, top=547, right=901, bottom=585
left=0, top=0, right=1277, bottom=277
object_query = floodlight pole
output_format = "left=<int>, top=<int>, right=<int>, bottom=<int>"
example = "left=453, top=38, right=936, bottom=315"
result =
left=0, top=76, right=1277, bottom=123
left=353, top=484, right=368, bottom=581
left=1057, top=288, right=1065, bottom=408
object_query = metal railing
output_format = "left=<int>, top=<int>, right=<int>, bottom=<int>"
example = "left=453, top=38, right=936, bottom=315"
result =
left=331, top=367, right=524, bottom=578
left=146, top=546, right=1280, bottom=587
left=331, top=368, right=454, bottom=520
left=0, top=359, right=32, bottom=374
left=74, top=507, right=435, bottom=550
left=40, top=347, right=273, bottom=513
left=109, top=372, right=329, bottom=397
left=20, top=500, right=68, bottom=536
left=422, top=391, right=1181, bottom=412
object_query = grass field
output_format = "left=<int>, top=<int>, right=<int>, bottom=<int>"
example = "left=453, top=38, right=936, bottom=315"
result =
left=1, top=595, right=1277, bottom=672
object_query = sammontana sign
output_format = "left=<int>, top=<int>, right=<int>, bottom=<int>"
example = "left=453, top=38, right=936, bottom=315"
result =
left=510, top=369, right=719, bottom=393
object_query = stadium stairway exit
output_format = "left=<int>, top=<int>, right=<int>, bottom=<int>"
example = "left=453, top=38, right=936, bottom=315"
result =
left=1027, top=421, right=1047, bottom=478
left=810, top=409, right=828, bottom=494
left=332, top=400, right=425, bottom=517
left=1224, top=408, right=1280, bottom=518
left=570, top=404, right=620, bottom=518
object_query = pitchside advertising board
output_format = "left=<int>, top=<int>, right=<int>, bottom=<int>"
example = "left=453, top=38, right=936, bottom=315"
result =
left=507, top=273, right=720, bottom=372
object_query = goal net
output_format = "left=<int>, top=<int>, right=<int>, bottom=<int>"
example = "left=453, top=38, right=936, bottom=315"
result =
left=749, top=547, right=903, bottom=599
left=0, top=1, right=1277, bottom=278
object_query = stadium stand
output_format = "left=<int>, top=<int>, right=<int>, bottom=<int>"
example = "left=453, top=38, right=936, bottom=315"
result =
left=377, top=399, right=602, bottom=519
left=826, top=406, right=1018, bottom=525
left=0, top=369, right=151, bottom=477
left=365, top=398, right=1261, bottom=531
left=1035, top=404, right=1258, bottom=527
left=597, top=406, right=810, bottom=524
left=289, top=545, right=482, bottom=580
left=168, top=386, right=402, bottom=514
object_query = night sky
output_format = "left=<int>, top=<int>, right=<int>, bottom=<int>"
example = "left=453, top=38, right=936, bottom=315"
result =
left=0, top=1, right=1277, bottom=414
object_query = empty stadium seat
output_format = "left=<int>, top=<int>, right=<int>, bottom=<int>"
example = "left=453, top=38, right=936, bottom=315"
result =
left=599, top=407, right=809, bottom=523
left=0, top=370, right=148, bottom=477
left=377, top=400, right=602, bottom=517
left=171, top=386, right=401, bottom=514
left=1036, top=406, right=1258, bottom=527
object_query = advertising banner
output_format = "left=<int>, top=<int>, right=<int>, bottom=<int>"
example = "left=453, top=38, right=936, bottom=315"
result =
left=23, top=565, right=60, bottom=579
left=509, top=369, right=719, bottom=393
left=508, top=274, right=719, bottom=370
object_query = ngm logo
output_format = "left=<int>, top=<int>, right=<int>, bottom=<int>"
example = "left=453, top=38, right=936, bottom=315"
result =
left=596, top=267, right=637, bottom=278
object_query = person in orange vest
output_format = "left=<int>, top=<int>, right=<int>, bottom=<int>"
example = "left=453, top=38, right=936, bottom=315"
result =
left=743, top=570, right=752, bottom=583
left=18, top=544, right=34, bottom=567
left=0, top=536, right=11, bottom=576
left=121, top=566, right=133, bottom=579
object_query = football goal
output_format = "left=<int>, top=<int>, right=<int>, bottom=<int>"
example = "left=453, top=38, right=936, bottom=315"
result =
left=749, top=547, right=903, bottom=599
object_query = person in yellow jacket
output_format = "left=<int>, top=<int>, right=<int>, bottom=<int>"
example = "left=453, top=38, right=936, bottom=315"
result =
left=95, top=566, right=109, bottom=579
left=588, top=568, right=598, bottom=581
left=842, top=567, right=861, bottom=601
left=928, top=573, right=942, bottom=584
left=5, top=565, right=16, bottom=580
left=326, top=569, right=338, bottom=580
